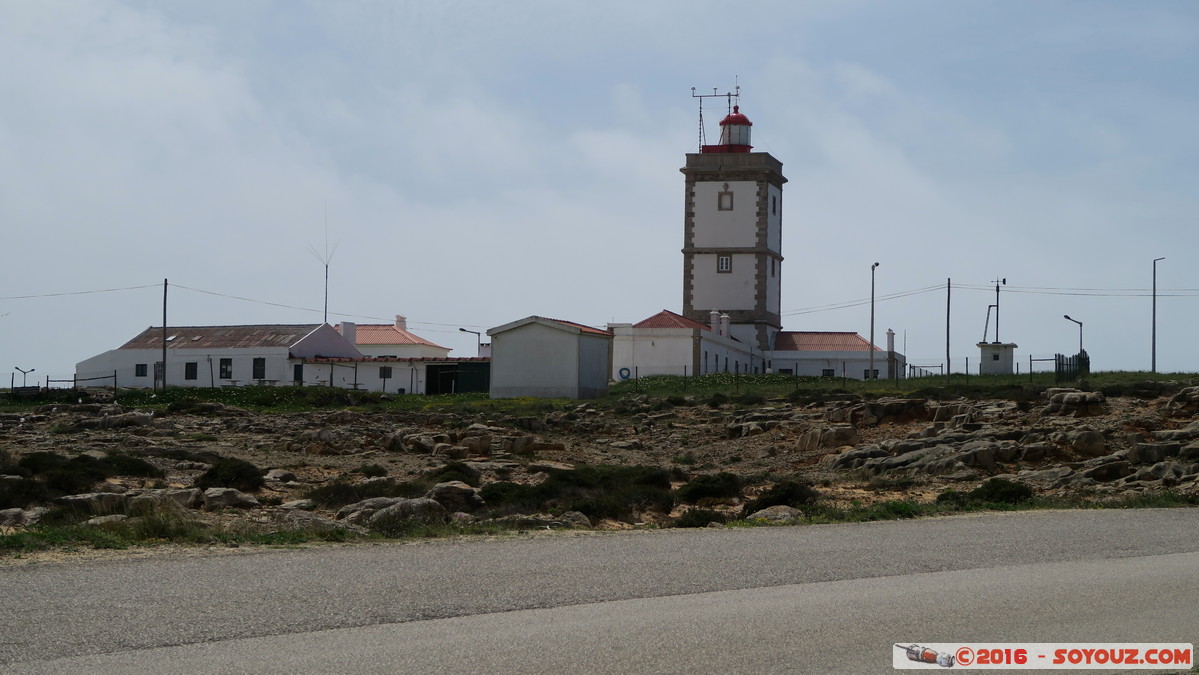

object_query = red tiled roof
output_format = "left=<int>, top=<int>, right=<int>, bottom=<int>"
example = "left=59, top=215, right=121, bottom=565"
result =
left=340, top=324, right=447, bottom=349
left=540, top=317, right=612, bottom=336
left=774, top=331, right=880, bottom=352
left=634, top=310, right=712, bottom=331
left=119, top=325, right=321, bottom=350
left=303, top=356, right=489, bottom=363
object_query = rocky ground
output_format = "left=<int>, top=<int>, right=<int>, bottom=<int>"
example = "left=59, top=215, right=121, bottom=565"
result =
left=2, top=384, right=1199, bottom=539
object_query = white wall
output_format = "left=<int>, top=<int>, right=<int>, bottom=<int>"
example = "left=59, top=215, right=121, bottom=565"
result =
left=293, top=360, right=429, bottom=393
left=691, top=252, right=757, bottom=312
left=76, top=347, right=294, bottom=388
left=766, top=183, right=782, bottom=251
left=357, top=343, right=448, bottom=359
left=610, top=326, right=696, bottom=379
left=490, top=322, right=580, bottom=399
left=291, top=324, right=363, bottom=359
left=691, top=180, right=757, bottom=248
left=577, top=333, right=611, bottom=398
left=770, top=350, right=907, bottom=380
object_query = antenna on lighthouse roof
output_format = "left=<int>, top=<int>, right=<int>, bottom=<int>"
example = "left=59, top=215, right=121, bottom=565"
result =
left=691, top=83, right=741, bottom=150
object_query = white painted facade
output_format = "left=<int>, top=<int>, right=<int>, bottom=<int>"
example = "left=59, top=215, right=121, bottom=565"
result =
left=978, top=342, right=1018, bottom=375
left=770, top=350, right=905, bottom=380
left=488, top=317, right=612, bottom=399
left=76, top=324, right=363, bottom=389
left=609, top=322, right=756, bottom=380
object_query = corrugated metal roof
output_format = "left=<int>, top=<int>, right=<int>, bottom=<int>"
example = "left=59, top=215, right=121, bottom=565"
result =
left=119, top=325, right=321, bottom=350
left=774, top=331, right=879, bottom=352
left=540, top=317, right=612, bottom=336
left=341, top=324, right=448, bottom=349
left=634, top=310, right=712, bottom=331
left=303, top=356, right=489, bottom=363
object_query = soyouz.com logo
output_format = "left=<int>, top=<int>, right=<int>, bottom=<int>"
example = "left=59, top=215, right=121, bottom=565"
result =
left=894, top=643, right=1194, bottom=670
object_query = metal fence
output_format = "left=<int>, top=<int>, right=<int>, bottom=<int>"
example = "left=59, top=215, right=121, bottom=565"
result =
left=1055, top=351, right=1090, bottom=383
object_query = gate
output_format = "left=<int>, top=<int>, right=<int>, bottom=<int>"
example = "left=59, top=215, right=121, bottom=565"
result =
left=1055, top=351, right=1090, bottom=383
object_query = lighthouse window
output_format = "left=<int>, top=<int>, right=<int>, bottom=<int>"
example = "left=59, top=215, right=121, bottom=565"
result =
left=772, top=196, right=777, bottom=215
left=771, top=258, right=776, bottom=277
left=717, top=256, right=731, bottom=273
left=718, top=191, right=734, bottom=211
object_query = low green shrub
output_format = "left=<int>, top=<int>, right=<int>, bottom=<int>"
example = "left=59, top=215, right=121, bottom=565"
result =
left=195, top=457, right=264, bottom=492
left=304, top=479, right=429, bottom=508
left=101, top=453, right=164, bottom=478
left=673, top=508, right=726, bottom=528
left=480, top=465, right=675, bottom=522
left=677, top=472, right=742, bottom=503
left=425, top=461, right=481, bottom=487
left=0, top=477, right=49, bottom=509
left=740, top=480, right=820, bottom=518
left=968, top=478, right=1033, bottom=504
left=354, top=464, right=388, bottom=478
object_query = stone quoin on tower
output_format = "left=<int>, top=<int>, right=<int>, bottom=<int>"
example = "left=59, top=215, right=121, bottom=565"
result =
left=681, top=98, right=787, bottom=352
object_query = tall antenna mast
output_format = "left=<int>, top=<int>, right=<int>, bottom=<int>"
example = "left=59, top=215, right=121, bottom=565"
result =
left=307, top=203, right=339, bottom=325
left=691, top=83, right=741, bottom=150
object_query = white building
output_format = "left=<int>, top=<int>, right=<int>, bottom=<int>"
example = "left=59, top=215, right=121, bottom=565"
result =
left=75, top=324, right=362, bottom=389
left=616, top=98, right=906, bottom=381
left=609, top=309, right=756, bottom=380
left=681, top=105, right=785, bottom=352
left=488, top=316, right=612, bottom=399
left=76, top=319, right=490, bottom=394
left=336, top=316, right=451, bottom=359
left=773, top=330, right=905, bottom=379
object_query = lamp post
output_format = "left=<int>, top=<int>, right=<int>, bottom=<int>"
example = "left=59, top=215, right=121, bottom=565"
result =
left=1063, top=315, right=1083, bottom=355
left=1153, top=257, right=1164, bottom=373
left=868, top=262, right=879, bottom=381
left=14, top=366, right=34, bottom=387
left=458, top=328, right=482, bottom=356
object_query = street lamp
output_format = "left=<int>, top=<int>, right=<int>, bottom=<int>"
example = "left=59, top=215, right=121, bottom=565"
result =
left=1063, top=315, right=1083, bottom=355
left=14, top=366, right=34, bottom=387
left=458, top=328, right=482, bottom=356
left=1153, top=257, right=1164, bottom=373
left=868, top=262, right=879, bottom=380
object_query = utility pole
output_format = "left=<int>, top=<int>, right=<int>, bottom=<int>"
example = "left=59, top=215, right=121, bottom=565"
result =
left=869, top=262, right=879, bottom=381
left=1153, top=257, right=1164, bottom=373
left=161, top=278, right=168, bottom=391
left=992, top=277, right=1006, bottom=342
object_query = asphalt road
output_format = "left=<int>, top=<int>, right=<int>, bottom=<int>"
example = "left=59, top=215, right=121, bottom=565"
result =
left=2, top=509, right=1197, bottom=673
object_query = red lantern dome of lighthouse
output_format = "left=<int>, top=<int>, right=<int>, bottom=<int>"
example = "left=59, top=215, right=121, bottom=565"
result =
left=702, top=105, right=753, bottom=154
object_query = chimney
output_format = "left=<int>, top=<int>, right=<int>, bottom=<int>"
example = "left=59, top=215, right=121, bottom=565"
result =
left=340, top=321, right=357, bottom=345
left=709, top=309, right=721, bottom=333
left=395, top=315, right=407, bottom=331
left=886, top=329, right=895, bottom=353
left=719, top=313, right=731, bottom=337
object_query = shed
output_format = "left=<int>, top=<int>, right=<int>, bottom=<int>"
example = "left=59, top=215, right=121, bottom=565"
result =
left=487, top=316, right=612, bottom=399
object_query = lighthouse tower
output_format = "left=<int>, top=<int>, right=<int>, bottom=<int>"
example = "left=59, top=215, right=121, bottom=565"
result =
left=681, top=104, right=787, bottom=351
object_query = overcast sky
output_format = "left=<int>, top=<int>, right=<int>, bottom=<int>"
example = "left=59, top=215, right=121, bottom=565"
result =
left=2, top=0, right=1197, bottom=384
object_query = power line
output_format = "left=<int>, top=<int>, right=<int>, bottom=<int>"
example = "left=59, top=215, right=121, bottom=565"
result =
left=0, top=284, right=160, bottom=301
left=783, top=282, right=1199, bottom=317
left=169, top=283, right=488, bottom=331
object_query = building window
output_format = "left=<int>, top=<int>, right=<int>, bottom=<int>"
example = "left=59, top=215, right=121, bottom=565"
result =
left=219, top=358, right=233, bottom=379
left=771, top=258, right=776, bottom=277
left=772, top=195, right=777, bottom=215
left=863, top=369, right=879, bottom=380
left=822, top=369, right=835, bottom=377
left=135, top=364, right=148, bottom=377
left=992, top=354, right=1000, bottom=361
left=717, top=256, right=731, bottom=273
left=718, top=190, right=734, bottom=211
left=252, top=358, right=266, bottom=380
left=184, top=362, right=198, bottom=380
left=379, top=366, right=393, bottom=379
